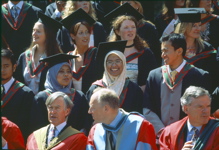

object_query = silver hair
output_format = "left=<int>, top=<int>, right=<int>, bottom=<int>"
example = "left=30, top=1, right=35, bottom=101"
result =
left=93, top=88, right=119, bottom=109
left=180, top=86, right=211, bottom=107
left=45, top=91, right=74, bottom=111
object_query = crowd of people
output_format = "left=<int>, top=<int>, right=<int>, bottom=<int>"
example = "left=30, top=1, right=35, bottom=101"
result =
left=1, top=0, right=219, bottom=149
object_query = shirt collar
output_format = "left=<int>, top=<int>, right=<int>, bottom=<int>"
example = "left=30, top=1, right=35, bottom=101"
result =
left=50, top=121, right=67, bottom=133
left=8, top=1, right=24, bottom=9
left=109, top=110, right=123, bottom=127
left=168, top=59, right=186, bottom=73
left=187, top=119, right=202, bottom=132
left=2, top=77, right=15, bottom=93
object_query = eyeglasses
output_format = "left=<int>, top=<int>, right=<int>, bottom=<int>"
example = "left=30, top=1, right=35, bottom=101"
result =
left=106, top=60, right=122, bottom=65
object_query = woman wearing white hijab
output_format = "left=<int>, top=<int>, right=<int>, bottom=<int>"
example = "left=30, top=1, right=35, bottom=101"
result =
left=86, top=50, right=143, bottom=114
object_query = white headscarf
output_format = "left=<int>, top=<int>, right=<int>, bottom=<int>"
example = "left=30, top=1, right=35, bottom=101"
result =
left=102, top=50, right=126, bottom=96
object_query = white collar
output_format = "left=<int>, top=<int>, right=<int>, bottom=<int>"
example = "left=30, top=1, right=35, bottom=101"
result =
left=187, top=119, right=202, bottom=132
left=8, top=1, right=24, bottom=9
left=2, top=77, right=15, bottom=93
left=168, top=59, right=186, bottom=73
left=50, top=121, right=67, bottom=133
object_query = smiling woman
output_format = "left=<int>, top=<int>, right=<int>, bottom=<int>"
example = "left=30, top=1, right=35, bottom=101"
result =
left=15, top=12, right=63, bottom=95
left=29, top=54, right=89, bottom=135
left=174, top=8, right=219, bottom=90
left=86, top=50, right=144, bottom=132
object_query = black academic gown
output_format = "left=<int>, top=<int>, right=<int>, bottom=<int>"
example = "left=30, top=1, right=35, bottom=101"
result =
left=137, top=21, right=161, bottom=65
left=207, top=15, right=219, bottom=49
left=212, top=86, right=219, bottom=114
left=15, top=51, right=49, bottom=93
left=154, top=14, right=171, bottom=39
left=143, top=66, right=212, bottom=120
left=1, top=2, right=42, bottom=59
left=86, top=79, right=143, bottom=113
left=1, top=80, right=34, bottom=140
left=29, top=89, right=89, bottom=133
left=68, top=47, right=101, bottom=94
left=185, top=41, right=219, bottom=90
left=85, top=78, right=143, bottom=133
left=134, top=48, right=157, bottom=86
left=57, top=22, right=107, bottom=53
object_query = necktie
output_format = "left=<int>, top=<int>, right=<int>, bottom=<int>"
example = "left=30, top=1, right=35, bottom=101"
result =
left=48, top=126, right=56, bottom=145
left=107, top=131, right=115, bottom=150
left=191, top=127, right=199, bottom=143
left=170, top=70, right=178, bottom=81
left=12, top=6, right=18, bottom=21
left=1, top=85, right=5, bottom=99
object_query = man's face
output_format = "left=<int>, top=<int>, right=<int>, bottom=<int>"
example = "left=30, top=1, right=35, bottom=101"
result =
left=1, top=57, right=16, bottom=84
left=183, top=95, right=211, bottom=126
left=47, top=97, right=70, bottom=126
left=88, top=93, right=106, bottom=123
left=161, top=41, right=181, bottom=67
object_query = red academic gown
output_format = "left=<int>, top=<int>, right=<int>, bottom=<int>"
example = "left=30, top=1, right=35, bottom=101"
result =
left=26, top=125, right=87, bottom=150
left=1, top=117, right=25, bottom=149
left=159, top=117, right=219, bottom=150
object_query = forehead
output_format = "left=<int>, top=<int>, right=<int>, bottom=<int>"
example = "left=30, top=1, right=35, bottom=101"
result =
left=191, top=95, right=211, bottom=104
left=161, top=41, right=173, bottom=49
left=34, top=22, right=44, bottom=29
left=50, top=97, right=65, bottom=106
left=121, top=19, right=135, bottom=26
left=107, top=54, right=121, bottom=60
left=1, top=57, right=12, bottom=64
left=59, top=64, right=71, bottom=70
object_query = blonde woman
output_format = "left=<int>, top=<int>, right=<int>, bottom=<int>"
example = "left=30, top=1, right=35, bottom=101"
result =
left=174, top=9, right=219, bottom=90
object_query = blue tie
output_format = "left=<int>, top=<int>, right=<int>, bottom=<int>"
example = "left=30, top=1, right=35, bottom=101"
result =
left=12, top=6, right=18, bottom=21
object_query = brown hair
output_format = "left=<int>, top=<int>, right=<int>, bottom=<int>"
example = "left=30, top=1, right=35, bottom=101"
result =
left=27, top=22, right=62, bottom=56
left=69, top=21, right=91, bottom=45
left=108, top=15, right=149, bottom=51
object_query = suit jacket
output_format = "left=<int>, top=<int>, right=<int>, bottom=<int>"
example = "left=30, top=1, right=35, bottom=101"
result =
left=27, top=125, right=87, bottom=150
left=159, top=117, right=219, bottom=150
left=144, top=66, right=211, bottom=120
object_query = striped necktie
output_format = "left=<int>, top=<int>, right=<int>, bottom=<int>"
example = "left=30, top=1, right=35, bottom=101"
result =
left=48, top=126, right=56, bottom=145
left=12, top=5, right=18, bottom=21
left=1, top=85, right=5, bottom=99
left=170, top=70, right=178, bottom=81
left=191, top=127, right=199, bottom=142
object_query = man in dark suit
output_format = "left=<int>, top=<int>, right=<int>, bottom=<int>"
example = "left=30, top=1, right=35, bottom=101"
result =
left=2, top=0, right=42, bottom=59
left=1, top=49, right=34, bottom=140
left=159, top=86, right=219, bottom=150
left=143, top=33, right=212, bottom=133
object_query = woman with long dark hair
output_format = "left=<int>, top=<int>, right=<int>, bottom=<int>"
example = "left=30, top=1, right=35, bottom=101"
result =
left=15, top=12, right=63, bottom=94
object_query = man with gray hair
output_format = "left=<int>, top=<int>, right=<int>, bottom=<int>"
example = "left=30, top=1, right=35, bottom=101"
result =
left=86, top=88, right=157, bottom=150
left=26, top=92, right=87, bottom=150
left=159, top=86, right=219, bottom=150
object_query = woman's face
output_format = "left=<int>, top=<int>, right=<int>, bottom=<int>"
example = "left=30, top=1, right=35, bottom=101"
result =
left=116, top=19, right=136, bottom=42
left=199, top=0, right=212, bottom=12
left=32, top=22, right=46, bottom=45
left=175, top=0, right=185, bottom=8
left=71, top=24, right=90, bottom=46
left=56, top=65, right=72, bottom=87
left=106, top=54, right=124, bottom=77
left=185, top=22, right=201, bottom=39
left=75, top=1, right=90, bottom=13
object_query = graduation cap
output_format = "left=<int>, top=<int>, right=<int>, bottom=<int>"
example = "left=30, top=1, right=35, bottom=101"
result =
left=104, top=2, right=144, bottom=23
left=37, top=11, right=63, bottom=33
left=61, top=8, right=96, bottom=31
left=96, top=40, right=127, bottom=62
left=174, top=8, right=206, bottom=23
left=39, top=53, right=78, bottom=68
